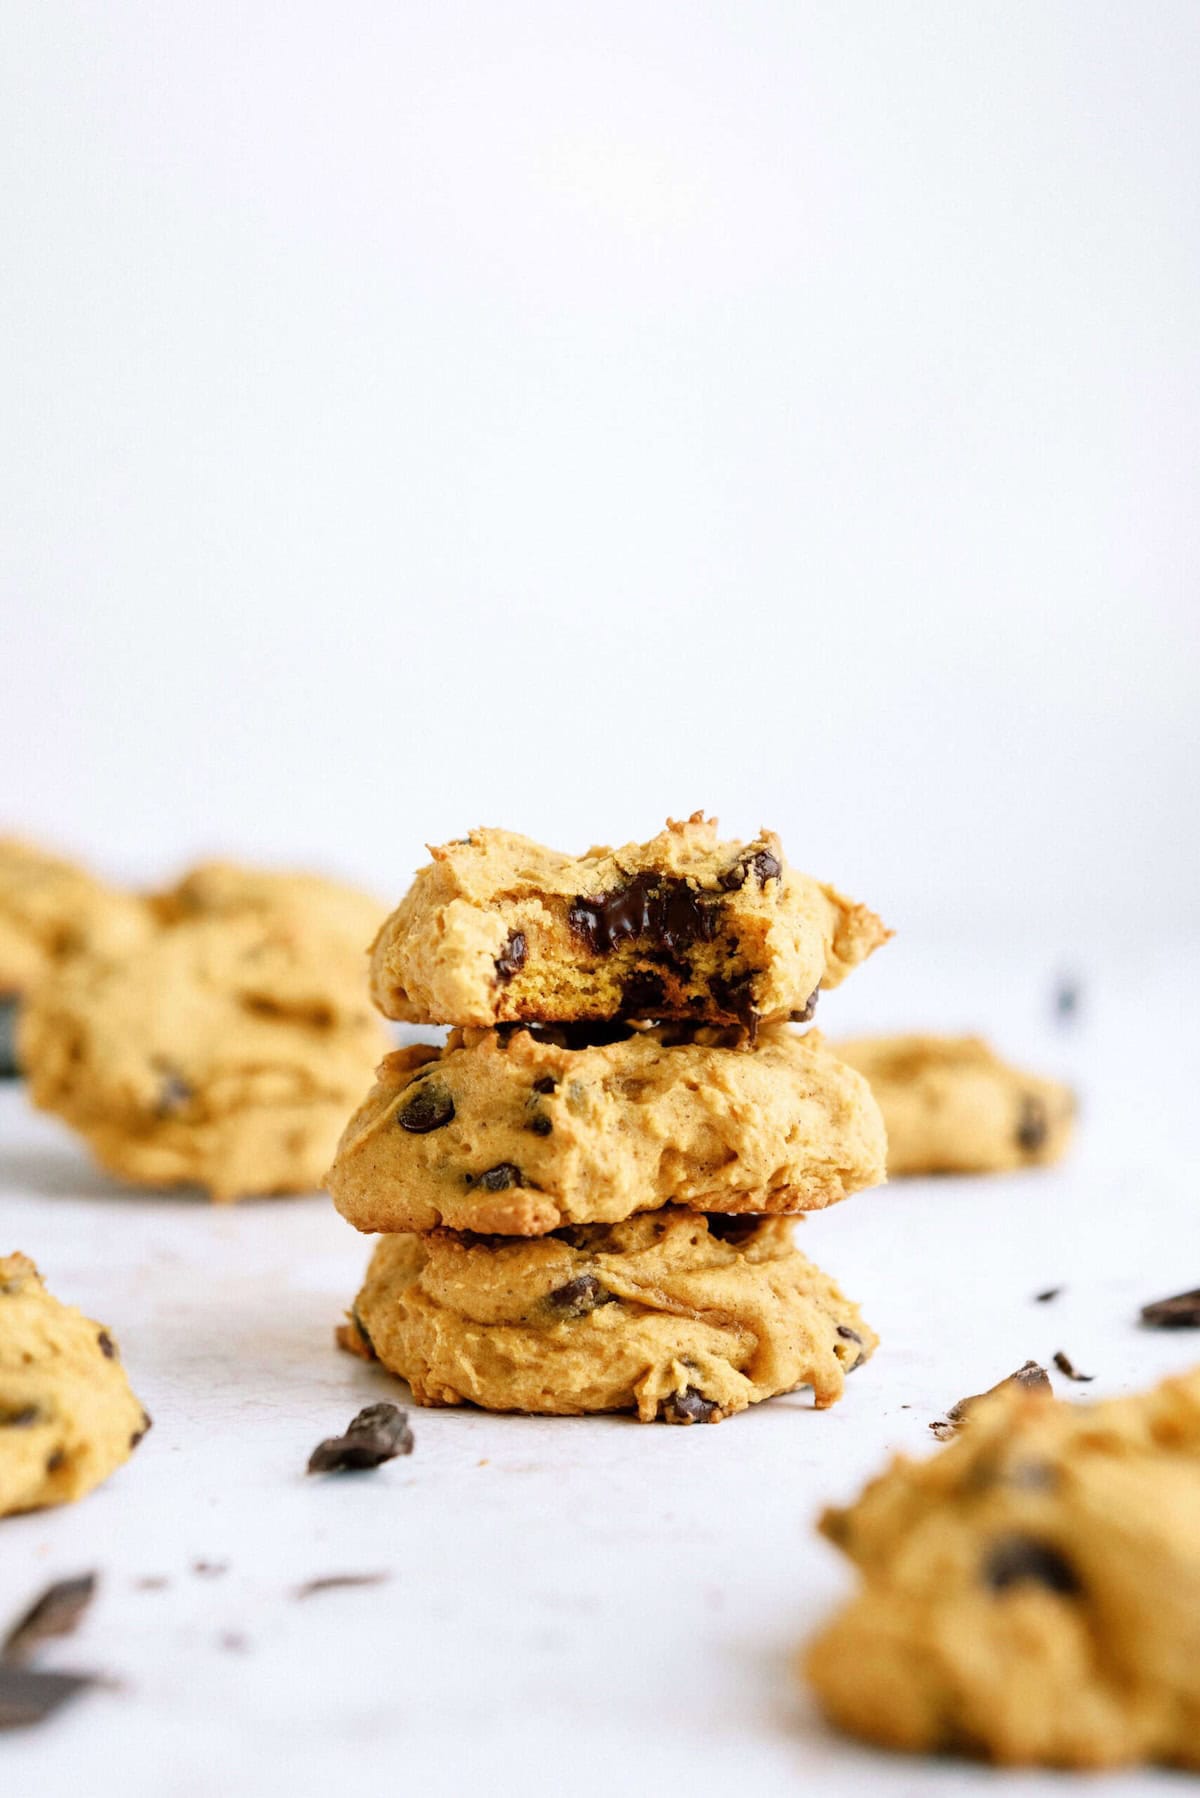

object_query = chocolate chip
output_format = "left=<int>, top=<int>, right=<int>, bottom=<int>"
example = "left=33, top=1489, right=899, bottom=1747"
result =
left=984, top=1535, right=1080, bottom=1595
left=1034, top=1286, right=1062, bottom=1303
left=96, top=1331, right=115, bottom=1360
left=545, top=1274, right=611, bottom=1318
left=476, top=1163, right=522, bottom=1192
left=494, top=930, right=527, bottom=983
left=567, top=874, right=721, bottom=958
left=294, top=1573, right=391, bottom=1600
left=532, top=1075, right=557, bottom=1094
left=45, top=1451, right=65, bottom=1473
left=719, top=848, right=781, bottom=890
left=945, top=1361, right=1051, bottom=1429
left=717, top=860, right=747, bottom=892
left=129, top=1411, right=152, bottom=1451
left=1140, top=1288, right=1200, bottom=1328
left=0, top=1666, right=95, bottom=1729
left=659, top=1387, right=721, bottom=1425
left=836, top=1325, right=863, bottom=1344
left=750, top=850, right=781, bottom=886
left=2, top=1575, right=97, bottom=1667
left=397, top=1080, right=455, bottom=1133
left=0, top=1407, right=40, bottom=1428
left=527, top=1114, right=553, bottom=1137
left=1051, top=1350, right=1094, bottom=1382
left=620, top=971, right=667, bottom=1015
left=155, top=1069, right=193, bottom=1117
left=790, top=987, right=820, bottom=1024
left=1016, top=1094, right=1048, bottom=1152
left=307, top=1403, right=414, bottom=1474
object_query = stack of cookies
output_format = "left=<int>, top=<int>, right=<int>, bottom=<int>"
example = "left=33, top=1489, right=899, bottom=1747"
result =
left=328, top=814, right=891, bottom=1425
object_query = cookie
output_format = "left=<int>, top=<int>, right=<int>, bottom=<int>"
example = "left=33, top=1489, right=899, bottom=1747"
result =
left=803, top=1368, right=1200, bottom=1768
left=19, top=914, right=390, bottom=1202
left=835, top=1034, right=1074, bottom=1174
left=342, top=1209, right=876, bottom=1421
left=0, top=837, right=150, bottom=1002
left=327, top=1021, right=887, bottom=1236
left=369, top=813, right=890, bottom=1030
left=0, top=1254, right=150, bottom=1515
left=153, top=859, right=384, bottom=959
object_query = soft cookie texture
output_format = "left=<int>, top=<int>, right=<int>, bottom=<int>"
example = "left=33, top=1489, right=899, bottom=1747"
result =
left=835, top=1034, right=1074, bottom=1175
left=20, top=915, right=390, bottom=1201
left=153, top=859, right=384, bottom=959
left=328, top=1022, right=887, bottom=1236
left=342, top=1209, right=877, bottom=1422
left=369, top=814, right=890, bottom=1030
left=0, top=1253, right=150, bottom=1515
left=803, top=1369, right=1200, bottom=1769
left=0, top=837, right=150, bottom=1001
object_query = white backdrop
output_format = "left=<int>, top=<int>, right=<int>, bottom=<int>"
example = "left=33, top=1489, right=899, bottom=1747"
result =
left=3, top=2, right=1198, bottom=939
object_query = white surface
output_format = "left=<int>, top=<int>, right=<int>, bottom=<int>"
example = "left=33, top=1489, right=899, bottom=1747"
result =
left=2, top=943, right=1198, bottom=1797
left=3, top=2, right=1199, bottom=935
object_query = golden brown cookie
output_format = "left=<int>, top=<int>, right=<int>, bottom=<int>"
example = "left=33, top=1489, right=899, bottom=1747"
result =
left=0, top=1254, right=150, bottom=1515
left=803, top=1368, right=1200, bottom=1768
left=0, top=837, right=150, bottom=1001
left=835, top=1034, right=1074, bottom=1175
left=343, top=1209, right=876, bottom=1422
left=153, top=858, right=384, bottom=959
left=369, top=814, right=890, bottom=1029
left=19, top=915, right=390, bottom=1201
left=327, top=1022, right=887, bottom=1236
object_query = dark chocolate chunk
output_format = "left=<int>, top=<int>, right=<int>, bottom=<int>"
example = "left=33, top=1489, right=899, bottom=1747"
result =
left=307, top=1403, right=414, bottom=1474
left=155, top=1069, right=193, bottom=1117
left=397, top=1080, right=455, bottom=1134
left=0, top=1666, right=95, bottom=1729
left=750, top=849, right=781, bottom=886
left=494, top=930, right=527, bottom=983
left=945, top=1361, right=1051, bottom=1430
left=704, top=1215, right=761, bottom=1246
left=790, top=987, right=820, bottom=1024
left=294, top=1572, right=391, bottom=1600
left=546, top=1274, right=611, bottom=1318
left=96, top=1331, right=115, bottom=1360
left=620, top=971, right=667, bottom=1015
left=1034, top=1286, right=1062, bottom=1303
left=984, top=1535, right=1080, bottom=1596
left=567, top=873, right=720, bottom=958
left=527, top=1114, right=553, bottom=1137
left=477, top=1163, right=522, bottom=1192
left=1053, top=1350, right=1095, bottom=1382
left=2, top=1575, right=97, bottom=1667
left=717, top=860, right=747, bottom=891
left=1140, top=1288, right=1200, bottom=1329
left=532, top=1076, right=558, bottom=1095
left=1015, top=1094, right=1048, bottom=1152
left=708, top=971, right=759, bottom=1036
left=659, top=1387, right=720, bottom=1425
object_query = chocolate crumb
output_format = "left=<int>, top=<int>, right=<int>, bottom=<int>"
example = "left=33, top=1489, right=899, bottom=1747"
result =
left=1034, top=1287, right=1062, bottom=1303
left=129, top=1411, right=152, bottom=1450
left=1015, top=1094, right=1048, bottom=1152
left=1053, top=976, right=1082, bottom=1022
left=659, top=1387, right=721, bottom=1425
left=494, top=930, right=528, bottom=983
left=0, top=1666, right=95, bottom=1730
left=1140, top=1288, right=1200, bottom=1329
left=307, top=1403, right=414, bottom=1474
left=984, top=1534, right=1080, bottom=1596
left=527, top=1114, right=553, bottom=1137
left=929, top=1419, right=956, bottom=1441
left=294, top=1573, right=391, bottom=1600
left=942, top=1361, right=1051, bottom=1432
left=191, top=1561, right=228, bottom=1579
left=96, top=1330, right=115, bottom=1359
left=134, top=1577, right=169, bottom=1592
left=397, top=1080, right=455, bottom=1134
left=1053, top=1350, right=1095, bottom=1382
left=2, top=1575, right=97, bottom=1667
left=476, top=1163, right=522, bottom=1192
left=218, top=1632, right=248, bottom=1653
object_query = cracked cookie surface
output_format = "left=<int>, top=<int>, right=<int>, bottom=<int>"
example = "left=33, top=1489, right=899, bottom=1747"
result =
left=804, top=1368, right=1200, bottom=1768
left=0, top=1253, right=149, bottom=1515
left=327, top=1022, right=886, bottom=1235
left=835, top=1034, right=1074, bottom=1175
left=342, top=1209, right=876, bottom=1422
left=369, top=813, right=889, bottom=1029
left=19, top=915, right=390, bottom=1201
